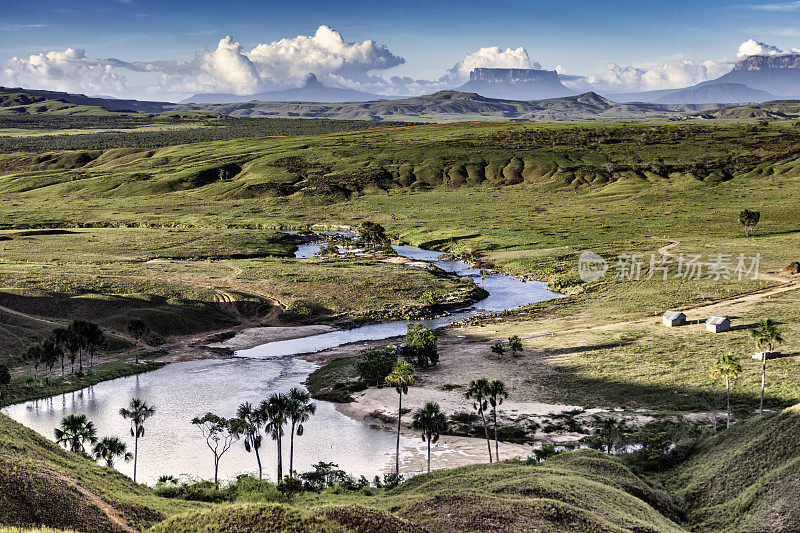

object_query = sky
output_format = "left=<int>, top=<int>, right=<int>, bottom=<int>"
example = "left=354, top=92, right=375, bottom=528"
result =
left=2, top=0, right=800, bottom=101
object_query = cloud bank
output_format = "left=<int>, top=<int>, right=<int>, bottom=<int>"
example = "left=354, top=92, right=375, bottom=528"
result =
left=1, top=30, right=799, bottom=100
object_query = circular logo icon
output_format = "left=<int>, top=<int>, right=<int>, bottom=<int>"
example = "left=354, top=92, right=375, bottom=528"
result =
left=578, top=251, right=608, bottom=282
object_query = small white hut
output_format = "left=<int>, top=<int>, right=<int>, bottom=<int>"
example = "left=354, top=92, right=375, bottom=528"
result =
left=706, top=316, right=731, bottom=333
left=662, top=311, right=687, bottom=327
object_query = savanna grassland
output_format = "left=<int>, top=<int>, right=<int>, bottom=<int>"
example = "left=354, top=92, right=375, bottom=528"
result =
left=2, top=117, right=800, bottom=412
left=3, top=105, right=800, bottom=532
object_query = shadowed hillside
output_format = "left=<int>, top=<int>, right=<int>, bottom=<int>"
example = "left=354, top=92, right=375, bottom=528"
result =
left=0, top=413, right=201, bottom=531
left=664, top=404, right=800, bottom=532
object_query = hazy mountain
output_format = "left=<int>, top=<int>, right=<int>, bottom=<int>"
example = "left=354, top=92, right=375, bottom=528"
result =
left=456, top=68, right=575, bottom=100
left=169, top=90, right=722, bottom=122
left=611, top=54, right=800, bottom=103
left=708, top=54, right=800, bottom=97
left=611, top=83, right=775, bottom=104
left=179, top=74, right=393, bottom=104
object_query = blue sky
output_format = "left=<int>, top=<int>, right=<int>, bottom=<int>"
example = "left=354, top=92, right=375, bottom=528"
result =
left=2, top=0, right=800, bottom=100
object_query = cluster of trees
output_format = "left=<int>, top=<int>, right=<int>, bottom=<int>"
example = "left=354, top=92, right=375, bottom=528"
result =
left=24, top=320, right=106, bottom=383
left=710, top=318, right=784, bottom=427
left=54, top=397, right=155, bottom=482
left=359, top=222, right=390, bottom=248
left=192, top=388, right=316, bottom=485
left=465, top=378, right=508, bottom=464
left=490, top=335, right=523, bottom=357
left=356, top=324, right=439, bottom=387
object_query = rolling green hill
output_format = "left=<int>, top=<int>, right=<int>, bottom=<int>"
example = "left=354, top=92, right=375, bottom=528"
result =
left=0, top=413, right=201, bottom=532
left=664, top=403, right=800, bottom=532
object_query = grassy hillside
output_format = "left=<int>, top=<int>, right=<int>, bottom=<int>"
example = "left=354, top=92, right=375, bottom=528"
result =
left=2, top=119, right=800, bottom=410
left=150, top=504, right=420, bottom=533
left=0, top=413, right=200, bottom=531
left=149, top=450, right=683, bottom=533
left=664, top=404, right=800, bottom=531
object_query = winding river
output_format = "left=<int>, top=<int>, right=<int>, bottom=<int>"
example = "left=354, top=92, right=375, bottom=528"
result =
left=2, top=239, right=561, bottom=484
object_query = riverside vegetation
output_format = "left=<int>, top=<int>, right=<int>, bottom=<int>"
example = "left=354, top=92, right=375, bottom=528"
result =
left=2, top=101, right=800, bottom=531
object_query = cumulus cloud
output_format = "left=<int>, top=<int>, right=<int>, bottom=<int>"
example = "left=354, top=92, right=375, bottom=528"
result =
left=0, top=48, right=125, bottom=95
left=135, top=25, right=405, bottom=95
left=448, top=46, right=539, bottom=82
left=0, top=26, right=406, bottom=98
left=248, top=25, right=403, bottom=82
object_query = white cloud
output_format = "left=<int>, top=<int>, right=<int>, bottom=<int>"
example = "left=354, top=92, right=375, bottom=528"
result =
left=737, top=38, right=800, bottom=56
left=750, top=1, right=800, bottom=11
left=248, top=25, right=403, bottom=83
left=1, top=26, right=406, bottom=98
left=576, top=59, right=734, bottom=93
left=448, top=46, right=540, bottom=82
left=0, top=48, right=125, bottom=95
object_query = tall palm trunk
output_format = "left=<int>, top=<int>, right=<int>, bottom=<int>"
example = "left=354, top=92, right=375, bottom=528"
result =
left=760, top=353, right=767, bottom=417
left=426, top=438, right=431, bottom=473
left=289, top=420, right=296, bottom=477
left=725, top=375, right=731, bottom=428
left=134, top=339, right=139, bottom=364
left=493, top=408, right=500, bottom=462
left=479, top=411, right=493, bottom=463
left=276, top=435, right=283, bottom=481
left=133, top=435, right=139, bottom=483
left=255, top=445, right=263, bottom=481
left=395, top=391, right=402, bottom=475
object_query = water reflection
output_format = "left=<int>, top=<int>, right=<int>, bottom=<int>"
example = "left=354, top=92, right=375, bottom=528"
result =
left=3, top=358, right=404, bottom=484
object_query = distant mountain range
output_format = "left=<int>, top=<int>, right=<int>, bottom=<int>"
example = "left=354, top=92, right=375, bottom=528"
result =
left=455, top=68, right=575, bottom=100
left=610, top=53, right=800, bottom=104
left=178, top=74, right=394, bottom=104
left=166, top=90, right=721, bottom=122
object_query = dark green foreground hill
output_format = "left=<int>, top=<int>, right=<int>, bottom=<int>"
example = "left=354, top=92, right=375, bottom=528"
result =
left=3, top=405, right=800, bottom=532
left=664, top=404, right=800, bottom=531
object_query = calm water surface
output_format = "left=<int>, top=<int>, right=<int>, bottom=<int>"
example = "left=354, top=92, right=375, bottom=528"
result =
left=2, top=240, right=561, bottom=484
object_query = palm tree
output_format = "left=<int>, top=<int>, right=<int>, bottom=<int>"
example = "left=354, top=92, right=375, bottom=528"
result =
left=751, top=318, right=784, bottom=416
left=127, top=318, right=149, bottom=364
left=260, top=393, right=290, bottom=481
left=24, top=342, right=43, bottom=384
left=286, top=387, right=316, bottom=478
left=84, top=322, right=105, bottom=373
left=412, top=402, right=447, bottom=473
left=54, top=414, right=97, bottom=453
left=710, top=352, right=743, bottom=428
left=385, top=360, right=416, bottom=476
left=39, top=337, right=62, bottom=384
left=119, top=398, right=156, bottom=483
left=93, top=436, right=133, bottom=467
left=53, top=327, right=70, bottom=379
left=68, top=319, right=90, bottom=374
left=487, top=379, right=508, bottom=461
left=236, top=402, right=265, bottom=480
left=466, top=378, right=493, bottom=463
